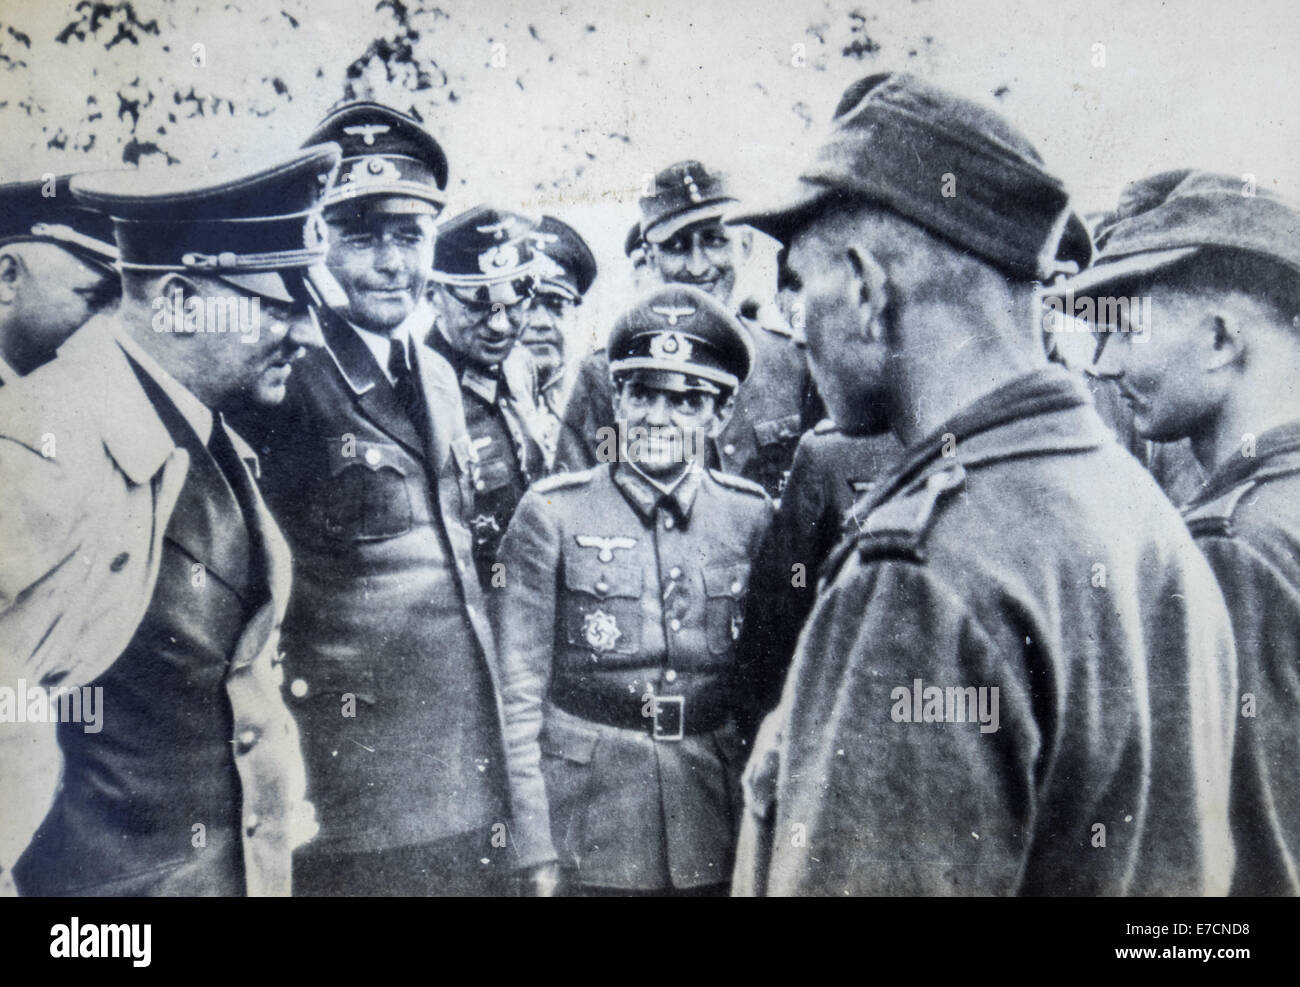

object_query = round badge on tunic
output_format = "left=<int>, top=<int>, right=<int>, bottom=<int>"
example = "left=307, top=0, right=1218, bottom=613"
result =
left=584, top=609, right=622, bottom=653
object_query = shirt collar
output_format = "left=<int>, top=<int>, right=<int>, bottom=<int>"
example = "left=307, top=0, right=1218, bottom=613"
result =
left=113, top=325, right=214, bottom=445
left=352, top=322, right=411, bottom=385
left=428, top=329, right=508, bottom=403
left=1195, top=420, right=1300, bottom=505
left=613, top=459, right=703, bottom=525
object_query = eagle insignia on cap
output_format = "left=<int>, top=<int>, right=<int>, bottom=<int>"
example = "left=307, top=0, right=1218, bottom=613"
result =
left=583, top=609, right=622, bottom=654
left=478, top=244, right=520, bottom=274
left=650, top=303, right=695, bottom=327
left=342, top=123, right=391, bottom=146
left=648, top=331, right=693, bottom=362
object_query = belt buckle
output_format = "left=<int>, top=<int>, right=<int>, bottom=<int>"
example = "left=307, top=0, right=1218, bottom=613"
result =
left=652, top=695, right=685, bottom=741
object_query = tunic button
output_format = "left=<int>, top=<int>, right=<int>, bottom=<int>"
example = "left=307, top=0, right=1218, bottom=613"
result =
left=669, top=566, right=682, bottom=579
left=669, top=618, right=681, bottom=632
left=236, top=729, right=259, bottom=754
left=475, top=480, right=486, bottom=491
left=731, top=579, right=743, bottom=594
left=290, top=678, right=309, bottom=698
left=663, top=516, right=674, bottom=530
left=245, top=813, right=259, bottom=836
left=665, top=669, right=678, bottom=683
left=595, top=580, right=609, bottom=594
left=364, top=448, right=382, bottom=466
left=110, top=552, right=130, bottom=572
left=723, top=443, right=736, bottom=456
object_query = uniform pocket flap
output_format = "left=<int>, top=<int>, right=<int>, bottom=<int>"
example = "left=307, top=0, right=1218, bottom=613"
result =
left=564, top=558, right=642, bottom=598
left=539, top=716, right=600, bottom=764
left=703, top=562, right=749, bottom=598
left=753, top=413, right=802, bottom=447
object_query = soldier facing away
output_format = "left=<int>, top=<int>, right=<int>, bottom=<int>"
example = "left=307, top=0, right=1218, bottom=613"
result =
left=730, top=72, right=1238, bottom=896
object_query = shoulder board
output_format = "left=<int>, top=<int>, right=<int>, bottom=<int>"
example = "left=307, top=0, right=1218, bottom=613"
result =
left=846, top=463, right=966, bottom=564
left=708, top=469, right=768, bottom=498
left=532, top=467, right=597, bottom=494
left=812, top=418, right=840, bottom=436
left=1182, top=463, right=1300, bottom=536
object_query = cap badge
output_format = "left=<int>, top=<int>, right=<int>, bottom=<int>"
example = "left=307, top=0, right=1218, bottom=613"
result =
left=648, top=331, right=693, bottom=363
left=583, top=609, right=622, bottom=654
left=476, top=218, right=517, bottom=241
left=343, top=157, right=400, bottom=186
left=683, top=172, right=703, bottom=204
left=342, top=123, right=391, bottom=146
left=478, top=243, right=520, bottom=274
left=650, top=303, right=695, bottom=327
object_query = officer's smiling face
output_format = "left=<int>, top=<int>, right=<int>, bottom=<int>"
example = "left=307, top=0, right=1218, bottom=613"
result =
left=613, top=376, right=729, bottom=480
left=1091, top=283, right=1226, bottom=443
left=783, top=208, right=894, bottom=436
left=325, top=210, right=436, bottom=334
left=650, top=219, right=738, bottom=303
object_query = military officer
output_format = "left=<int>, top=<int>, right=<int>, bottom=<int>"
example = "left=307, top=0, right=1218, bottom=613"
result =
left=230, top=104, right=509, bottom=895
left=1077, top=170, right=1300, bottom=895
left=729, top=72, right=1238, bottom=896
left=555, top=161, right=819, bottom=497
left=0, top=175, right=119, bottom=383
left=1, top=145, right=336, bottom=896
left=427, top=205, right=550, bottom=585
left=496, top=284, right=774, bottom=896
left=520, top=214, right=598, bottom=465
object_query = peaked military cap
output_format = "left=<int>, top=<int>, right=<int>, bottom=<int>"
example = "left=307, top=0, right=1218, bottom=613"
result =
left=430, top=205, right=539, bottom=303
left=303, top=101, right=448, bottom=216
left=1059, top=170, right=1300, bottom=296
left=730, top=72, right=1091, bottom=280
left=0, top=175, right=118, bottom=277
left=640, top=160, right=737, bottom=245
left=70, top=144, right=341, bottom=304
left=532, top=215, right=597, bottom=302
left=608, top=284, right=752, bottom=394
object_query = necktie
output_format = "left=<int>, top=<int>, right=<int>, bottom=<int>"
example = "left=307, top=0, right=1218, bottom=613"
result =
left=388, top=335, right=421, bottom=423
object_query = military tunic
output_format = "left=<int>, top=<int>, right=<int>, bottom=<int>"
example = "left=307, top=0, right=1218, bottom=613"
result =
left=1182, top=422, right=1300, bottom=896
left=495, top=462, right=774, bottom=890
left=735, top=367, right=1238, bottom=896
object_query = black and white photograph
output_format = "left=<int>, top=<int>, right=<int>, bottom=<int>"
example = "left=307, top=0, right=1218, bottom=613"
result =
left=0, top=0, right=1294, bottom=945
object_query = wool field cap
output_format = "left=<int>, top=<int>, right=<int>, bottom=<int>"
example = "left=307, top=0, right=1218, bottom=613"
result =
left=303, top=101, right=448, bottom=217
left=70, top=144, right=341, bottom=305
left=0, top=175, right=119, bottom=276
left=608, top=284, right=753, bottom=394
left=640, top=160, right=738, bottom=245
left=1051, top=169, right=1300, bottom=297
left=730, top=72, right=1091, bottom=280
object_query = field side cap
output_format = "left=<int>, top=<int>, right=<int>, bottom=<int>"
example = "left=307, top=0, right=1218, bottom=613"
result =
left=608, top=284, right=752, bottom=392
left=304, top=101, right=448, bottom=215
left=640, top=160, right=738, bottom=245
left=730, top=72, right=1091, bottom=280
left=70, top=144, right=341, bottom=279
left=1052, top=169, right=1300, bottom=297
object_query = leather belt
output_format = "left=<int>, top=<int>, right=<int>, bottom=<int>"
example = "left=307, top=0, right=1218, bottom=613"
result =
left=549, top=682, right=730, bottom=740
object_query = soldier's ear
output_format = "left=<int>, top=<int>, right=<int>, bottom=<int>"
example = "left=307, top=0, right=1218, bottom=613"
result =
left=0, top=250, right=23, bottom=304
left=845, top=246, right=883, bottom=341
left=736, top=227, right=754, bottom=260
left=707, top=391, right=737, bottom=437
left=1204, top=312, right=1244, bottom=372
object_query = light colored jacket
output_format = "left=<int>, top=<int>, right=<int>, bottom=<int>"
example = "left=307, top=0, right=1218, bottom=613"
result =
left=0, top=315, right=313, bottom=894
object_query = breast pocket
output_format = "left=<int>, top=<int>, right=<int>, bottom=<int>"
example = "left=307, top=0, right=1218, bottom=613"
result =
left=562, top=559, right=643, bottom=660
left=703, top=562, right=751, bottom=655
left=318, top=438, right=415, bottom=541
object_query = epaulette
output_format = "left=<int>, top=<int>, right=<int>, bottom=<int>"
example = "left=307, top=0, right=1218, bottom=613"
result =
left=1183, top=463, right=1300, bottom=537
left=532, top=467, right=597, bottom=494
left=708, top=469, right=768, bottom=498
left=837, top=463, right=966, bottom=569
left=812, top=418, right=839, bottom=436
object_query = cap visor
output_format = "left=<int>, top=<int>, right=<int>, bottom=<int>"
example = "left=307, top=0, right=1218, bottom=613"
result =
left=217, top=271, right=295, bottom=305
left=611, top=367, right=721, bottom=394
left=1046, top=246, right=1199, bottom=298
left=643, top=200, right=736, bottom=244
left=726, top=180, right=834, bottom=245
